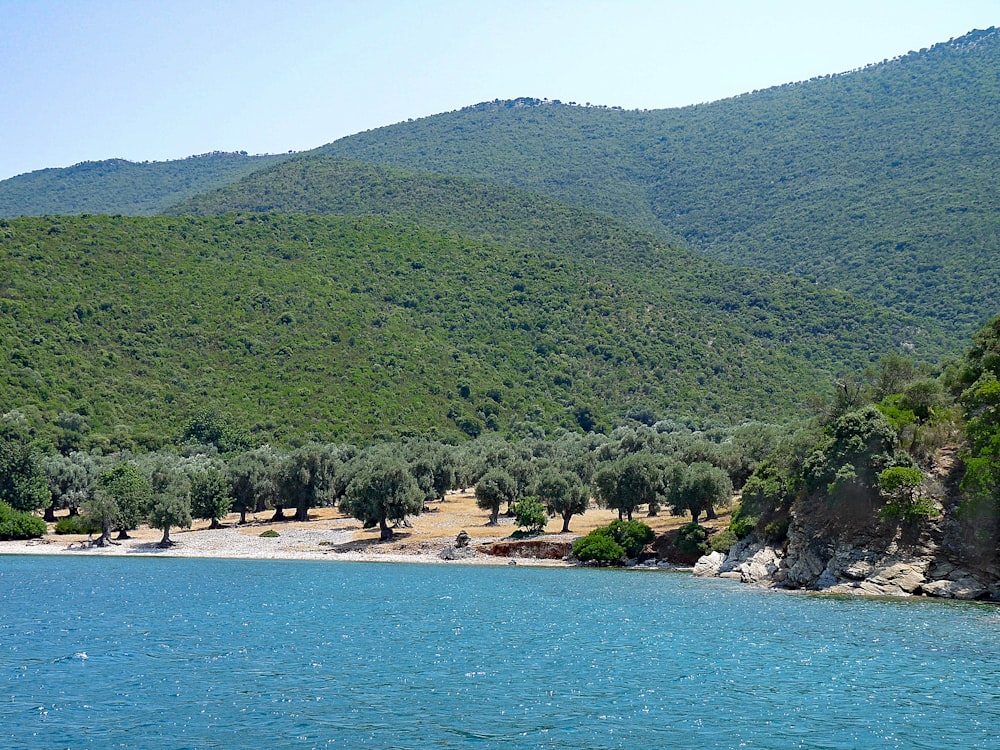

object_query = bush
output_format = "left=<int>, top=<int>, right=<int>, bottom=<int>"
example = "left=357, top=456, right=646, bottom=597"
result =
left=0, top=501, right=46, bottom=540
left=572, top=520, right=654, bottom=563
left=259, top=529, right=280, bottom=538
left=763, top=519, right=789, bottom=543
left=727, top=505, right=758, bottom=540
left=572, top=533, right=626, bottom=564
left=675, top=522, right=709, bottom=556
left=511, top=496, right=547, bottom=532
left=54, top=515, right=102, bottom=535
left=709, top=528, right=739, bottom=553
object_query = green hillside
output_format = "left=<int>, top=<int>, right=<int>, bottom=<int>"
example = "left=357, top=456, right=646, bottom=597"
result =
left=0, top=213, right=933, bottom=447
left=0, top=152, right=290, bottom=218
left=315, top=29, right=1000, bottom=337
left=169, top=155, right=692, bottom=266
left=4, top=29, right=996, bottom=339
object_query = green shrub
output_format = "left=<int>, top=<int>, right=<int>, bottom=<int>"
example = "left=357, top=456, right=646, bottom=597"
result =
left=603, top=520, right=655, bottom=558
left=0, top=501, right=47, bottom=540
left=511, top=496, right=548, bottom=532
left=727, top=505, right=758, bottom=540
left=675, top=522, right=709, bottom=556
left=709, top=528, right=738, bottom=553
left=763, top=519, right=789, bottom=543
left=572, top=533, right=626, bottom=564
left=572, top=520, right=654, bottom=563
left=54, top=515, right=102, bottom=535
left=259, top=529, right=280, bottom=538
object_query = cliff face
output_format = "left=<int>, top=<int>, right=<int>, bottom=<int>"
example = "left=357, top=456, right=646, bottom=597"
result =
left=697, top=448, right=1000, bottom=600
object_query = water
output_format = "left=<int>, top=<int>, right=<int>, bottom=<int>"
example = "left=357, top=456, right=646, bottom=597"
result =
left=1, top=556, right=998, bottom=749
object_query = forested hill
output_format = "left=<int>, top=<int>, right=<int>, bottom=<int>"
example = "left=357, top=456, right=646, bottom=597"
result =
left=0, top=152, right=289, bottom=217
left=315, top=28, right=1000, bottom=338
left=5, top=28, right=998, bottom=341
left=168, top=155, right=693, bottom=268
left=1, top=213, right=934, bottom=447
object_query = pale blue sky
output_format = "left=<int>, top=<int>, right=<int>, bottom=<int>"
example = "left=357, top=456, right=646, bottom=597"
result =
left=1, top=0, right=997, bottom=180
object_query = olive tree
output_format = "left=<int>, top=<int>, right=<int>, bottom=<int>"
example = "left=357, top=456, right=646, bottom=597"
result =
left=666, top=461, right=733, bottom=525
left=341, top=456, right=423, bottom=541
left=475, top=469, right=517, bottom=525
left=535, top=468, right=589, bottom=532
left=85, top=462, right=152, bottom=546
left=594, top=452, right=663, bottom=521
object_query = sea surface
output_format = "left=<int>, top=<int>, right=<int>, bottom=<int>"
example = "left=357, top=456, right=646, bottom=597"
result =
left=1, top=555, right=998, bottom=749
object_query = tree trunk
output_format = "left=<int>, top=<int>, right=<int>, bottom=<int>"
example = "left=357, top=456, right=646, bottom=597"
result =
left=705, top=505, right=717, bottom=521
left=270, top=505, right=286, bottom=522
left=379, top=516, right=393, bottom=541
left=294, top=504, right=309, bottom=522
left=690, top=509, right=700, bottom=525
left=561, top=512, right=572, bottom=533
left=209, top=518, right=223, bottom=529
left=488, top=507, right=499, bottom=526
left=116, top=529, right=130, bottom=540
left=68, top=506, right=79, bottom=517
left=44, top=503, right=56, bottom=523
left=239, top=508, right=248, bottom=525
left=158, top=526, right=174, bottom=548
left=93, top=518, right=114, bottom=547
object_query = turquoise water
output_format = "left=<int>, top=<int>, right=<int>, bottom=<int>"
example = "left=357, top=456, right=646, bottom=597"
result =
left=1, top=556, right=998, bottom=749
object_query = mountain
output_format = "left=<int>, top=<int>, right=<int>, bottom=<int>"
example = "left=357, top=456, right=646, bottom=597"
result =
left=0, top=152, right=289, bottom=217
left=0, top=213, right=934, bottom=447
left=3, top=30, right=996, bottom=338
left=313, top=29, right=1000, bottom=338
left=168, top=154, right=694, bottom=265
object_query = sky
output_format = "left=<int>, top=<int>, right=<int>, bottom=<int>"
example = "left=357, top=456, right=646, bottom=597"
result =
left=1, top=0, right=998, bottom=181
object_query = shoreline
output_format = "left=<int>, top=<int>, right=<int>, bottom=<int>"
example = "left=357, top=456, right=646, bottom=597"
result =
left=1, top=490, right=703, bottom=570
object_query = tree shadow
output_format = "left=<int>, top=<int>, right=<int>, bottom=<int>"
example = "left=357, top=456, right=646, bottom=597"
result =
left=320, top=531, right=413, bottom=554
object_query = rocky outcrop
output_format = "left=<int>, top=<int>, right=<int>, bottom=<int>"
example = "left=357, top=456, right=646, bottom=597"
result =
left=696, top=506, right=997, bottom=600
left=692, top=551, right=725, bottom=577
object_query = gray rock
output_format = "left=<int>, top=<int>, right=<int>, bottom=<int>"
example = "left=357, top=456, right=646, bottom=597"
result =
left=438, top=545, right=475, bottom=561
left=921, top=577, right=988, bottom=600
left=693, top=551, right=726, bottom=577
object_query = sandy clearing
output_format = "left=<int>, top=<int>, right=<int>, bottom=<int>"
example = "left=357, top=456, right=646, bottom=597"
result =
left=1, top=490, right=710, bottom=567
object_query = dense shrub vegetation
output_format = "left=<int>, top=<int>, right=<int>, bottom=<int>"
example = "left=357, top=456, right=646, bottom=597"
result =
left=1, top=213, right=927, bottom=448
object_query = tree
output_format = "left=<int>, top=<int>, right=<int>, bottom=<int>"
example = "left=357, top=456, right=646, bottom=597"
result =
left=0, top=417, right=50, bottom=514
left=475, top=469, right=517, bottom=525
left=276, top=443, right=339, bottom=522
left=594, top=452, right=662, bottom=521
left=85, top=462, right=152, bottom=546
left=181, top=408, right=250, bottom=454
left=342, top=456, right=423, bottom=540
left=732, top=462, right=792, bottom=537
left=666, top=461, right=733, bottom=525
left=878, top=466, right=934, bottom=522
left=41, top=451, right=101, bottom=522
left=406, top=441, right=458, bottom=505
left=148, top=475, right=192, bottom=547
left=190, top=464, right=231, bottom=529
left=535, top=468, right=588, bottom=532
left=227, top=446, right=280, bottom=524
left=802, top=405, right=902, bottom=514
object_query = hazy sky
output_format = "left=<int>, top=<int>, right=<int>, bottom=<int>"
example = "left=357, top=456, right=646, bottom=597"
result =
left=1, top=0, right=997, bottom=180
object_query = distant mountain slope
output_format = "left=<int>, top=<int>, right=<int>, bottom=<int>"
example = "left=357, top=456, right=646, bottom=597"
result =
left=168, top=155, right=692, bottom=267
left=0, top=152, right=290, bottom=217
left=315, top=28, right=1000, bottom=337
left=0, top=213, right=935, bottom=446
